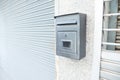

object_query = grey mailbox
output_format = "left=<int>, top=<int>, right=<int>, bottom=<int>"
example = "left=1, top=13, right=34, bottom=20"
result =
left=55, top=13, right=86, bottom=60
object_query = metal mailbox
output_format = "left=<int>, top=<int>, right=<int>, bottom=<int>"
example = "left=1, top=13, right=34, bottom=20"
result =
left=55, top=13, right=86, bottom=60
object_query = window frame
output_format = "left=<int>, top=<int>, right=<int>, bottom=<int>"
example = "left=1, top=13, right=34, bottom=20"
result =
left=91, top=0, right=103, bottom=80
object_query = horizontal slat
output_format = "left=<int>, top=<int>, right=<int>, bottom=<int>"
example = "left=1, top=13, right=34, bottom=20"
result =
left=11, top=43, right=55, bottom=53
left=8, top=36, right=55, bottom=43
left=7, top=3, right=54, bottom=18
left=116, top=40, right=120, bottom=43
left=10, top=7, right=54, bottom=20
left=14, top=12, right=54, bottom=21
left=117, top=21, right=120, bottom=23
left=11, top=22, right=54, bottom=28
left=17, top=19, right=54, bottom=24
left=11, top=25, right=55, bottom=29
left=103, top=29, right=120, bottom=31
left=10, top=29, right=55, bottom=32
left=7, top=46, right=55, bottom=69
left=100, top=78, right=108, bottom=80
left=17, top=6, right=54, bottom=18
left=0, top=0, right=20, bottom=10
left=104, top=13, right=120, bottom=17
left=7, top=40, right=55, bottom=52
left=16, top=15, right=54, bottom=22
left=15, top=19, right=54, bottom=25
left=117, top=16, right=120, bottom=19
left=116, top=36, right=120, bottom=39
left=9, top=33, right=55, bottom=37
left=102, top=50, right=120, bottom=62
left=116, top=32, right=120, bottom=36
left=10, top=24, right=54, bottom=28
left=117, top=21, right=120, bottom=24
left=102, top=42, right=120, bottom=46
left=1, top=0, right=27, bottom=13
left=2, top=0, right=42, bottom=14
left=101, top=70, right=120, bottom=80
left=15, top=1, right=54, bottom=15
left=0, top=0, right=9, bottom=6
left=12, top=26, right=55, bottom=30
left=101, top=61, right=120, bottom=73
left=116, top=47, right=120, bottom=50
left=104, top=0, right=112, bottom=2
left=4, top=0, right=53, bottom=16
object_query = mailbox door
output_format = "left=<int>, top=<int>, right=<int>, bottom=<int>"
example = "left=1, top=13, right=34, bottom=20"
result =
left=57, top=32, right=77, bottom=57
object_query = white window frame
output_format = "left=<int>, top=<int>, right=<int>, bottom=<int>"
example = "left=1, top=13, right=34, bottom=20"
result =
left=91, top=0, right=120, bottom=80
left=91, top=0, right=104, bottom=80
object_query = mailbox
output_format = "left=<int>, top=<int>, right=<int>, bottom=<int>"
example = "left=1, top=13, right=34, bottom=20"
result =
left=55, top=13, right=86, bottom=60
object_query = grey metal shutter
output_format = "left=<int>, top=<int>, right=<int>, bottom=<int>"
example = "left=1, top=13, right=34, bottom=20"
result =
left=0, top=0, right=55, bottom=80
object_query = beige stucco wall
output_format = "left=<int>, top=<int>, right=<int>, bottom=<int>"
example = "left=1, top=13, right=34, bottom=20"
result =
left=55, top=0, right=95, bottom=80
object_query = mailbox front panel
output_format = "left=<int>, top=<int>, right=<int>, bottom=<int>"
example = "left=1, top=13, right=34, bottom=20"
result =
left=57, top=32, right=77, bottom=56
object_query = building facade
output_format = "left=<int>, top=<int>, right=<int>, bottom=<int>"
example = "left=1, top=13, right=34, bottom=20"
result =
left=0, top=0, right=120, bottom=80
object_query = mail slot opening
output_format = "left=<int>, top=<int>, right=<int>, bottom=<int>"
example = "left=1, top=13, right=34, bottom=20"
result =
left=63, top=41, right=71, bottom=48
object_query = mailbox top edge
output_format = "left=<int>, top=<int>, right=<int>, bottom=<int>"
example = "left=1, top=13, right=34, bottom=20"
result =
left=54, top=12, right=86, bottom=18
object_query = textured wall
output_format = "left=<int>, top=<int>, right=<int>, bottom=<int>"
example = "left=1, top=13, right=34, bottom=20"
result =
left=55, top=0, right=95, bottom=80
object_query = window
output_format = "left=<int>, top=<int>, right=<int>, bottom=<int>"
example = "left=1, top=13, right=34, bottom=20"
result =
left=92, top=0, right=120, bottom=80
left=102, top=0, right=120, bottom=51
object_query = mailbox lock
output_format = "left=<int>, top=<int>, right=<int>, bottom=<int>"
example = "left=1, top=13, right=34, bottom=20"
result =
left=65, top=34, right=67, bottom=37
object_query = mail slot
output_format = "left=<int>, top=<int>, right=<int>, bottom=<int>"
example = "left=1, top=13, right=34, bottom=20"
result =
left=62, top=41, right=71, bottom=48
left=55, top=13, right=86, bottom=60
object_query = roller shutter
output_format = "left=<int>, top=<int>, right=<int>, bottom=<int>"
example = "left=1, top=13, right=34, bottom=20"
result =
left=0, top=0, right=55, bottom=80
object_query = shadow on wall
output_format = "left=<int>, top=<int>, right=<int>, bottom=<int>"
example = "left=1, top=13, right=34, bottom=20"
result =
left=0, top=67, right=13, bottom=80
